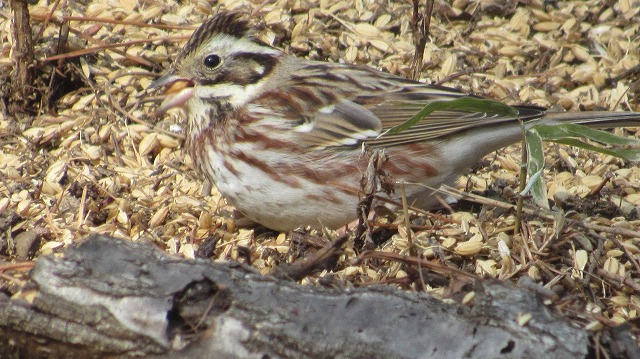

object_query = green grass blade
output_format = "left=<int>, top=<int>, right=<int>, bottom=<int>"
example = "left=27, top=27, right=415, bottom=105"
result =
left=533, top=123, right=640, bottom=146
left=385, top=97, right=519, bottom=135
left=525, top=128, right=549, bottom=209
left=548, top=138, right=640, bottom=161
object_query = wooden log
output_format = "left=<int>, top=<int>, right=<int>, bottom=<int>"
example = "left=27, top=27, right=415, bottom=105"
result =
left=0, top=234, right=592, bottom=358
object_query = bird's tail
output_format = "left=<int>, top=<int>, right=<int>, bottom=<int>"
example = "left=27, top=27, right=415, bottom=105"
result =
left=443, top=108, right=639, bottom=176
left=539, top=110, right=640, bottom=129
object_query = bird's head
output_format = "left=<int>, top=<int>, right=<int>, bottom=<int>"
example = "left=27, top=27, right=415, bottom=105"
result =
left=149, top=11, right=280, bottom=113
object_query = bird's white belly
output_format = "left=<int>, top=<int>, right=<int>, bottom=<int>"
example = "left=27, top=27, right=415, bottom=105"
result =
left=202, top=146, right=358, bottom=231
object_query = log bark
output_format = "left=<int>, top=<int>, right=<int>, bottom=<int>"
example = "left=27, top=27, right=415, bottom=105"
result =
left=0, top=235, right=598, bottom=358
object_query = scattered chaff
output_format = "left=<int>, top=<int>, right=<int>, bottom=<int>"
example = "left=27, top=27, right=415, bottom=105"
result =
left=1, top=1, right=639, bottom=349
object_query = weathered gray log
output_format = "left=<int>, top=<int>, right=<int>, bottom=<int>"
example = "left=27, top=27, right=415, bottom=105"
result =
left=0, top=234, right=590, bottom=358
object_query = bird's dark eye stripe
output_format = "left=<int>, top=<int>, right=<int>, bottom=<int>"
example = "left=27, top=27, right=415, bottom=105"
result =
left=199, top=53, right=278, bottom=86
left=232, top=53, right=277, bottom=78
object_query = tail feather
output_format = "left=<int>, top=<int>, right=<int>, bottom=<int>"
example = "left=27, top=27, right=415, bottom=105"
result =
left=442, top=109, right=639, bottom=177
left=540, top=110, right=640, bottom=129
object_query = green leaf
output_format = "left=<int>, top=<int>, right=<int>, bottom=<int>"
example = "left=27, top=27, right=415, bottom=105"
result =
left=549, top=138, right=640, bottom=161
left=525, top=128, right=549, bottom=209
left=385, top=97, right=519, bottom=135
left=532, top=123, right=640, bottom=161
left=533, top=123, right=640, bottom=146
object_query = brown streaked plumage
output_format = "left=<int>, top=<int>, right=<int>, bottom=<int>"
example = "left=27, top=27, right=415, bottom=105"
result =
left=149, top=11, right=640, bottom=231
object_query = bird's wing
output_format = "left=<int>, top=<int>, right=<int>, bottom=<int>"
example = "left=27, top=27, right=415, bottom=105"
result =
left=261, top=59, right=546, bottom=149
left=288, top=99, right=383, bottom=148
left=364, top=89, right=546, bottom=148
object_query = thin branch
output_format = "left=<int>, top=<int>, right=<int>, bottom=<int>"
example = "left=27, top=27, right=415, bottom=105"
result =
left=30, top=13, right=197, bottom=30
left=410, top=0, right=435, bottom=80
left=42, top=36, right=189, bottom=67
left=440, top=185, right=640, bottom=238
left=9, top=0, right=34, bottom=107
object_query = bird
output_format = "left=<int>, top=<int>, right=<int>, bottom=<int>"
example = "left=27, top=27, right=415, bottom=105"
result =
left=148, top=11, right=639, bottom=232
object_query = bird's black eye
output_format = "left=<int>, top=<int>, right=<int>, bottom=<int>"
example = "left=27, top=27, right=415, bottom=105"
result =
left=203, top=54, right=221, bottom=68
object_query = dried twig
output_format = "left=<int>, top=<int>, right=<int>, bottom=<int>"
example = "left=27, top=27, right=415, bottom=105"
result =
left=9, top=0, right=34, bottom=107
left=355, top=149, right=390, bottom=249
left=596, top=269, right=640, bottom=293
left=440, top=185, right=640, bottom=238
left=356, top=250, right=476, bottom=279
left=272, top=234, right=349, bottom=281
left=399, top=182, right=415, bottom=256
left=30, top=14, right=197, bottom=30
left=410, top=0, right=434, bottom=80
left=42, top=36, right=188, bottom=67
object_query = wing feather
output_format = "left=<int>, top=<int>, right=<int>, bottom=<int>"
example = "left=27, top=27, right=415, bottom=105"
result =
left=270, top=58, right=546, bottom=149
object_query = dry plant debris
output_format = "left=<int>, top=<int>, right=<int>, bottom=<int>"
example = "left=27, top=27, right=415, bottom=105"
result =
left=1, top=0, right=639, bottom=351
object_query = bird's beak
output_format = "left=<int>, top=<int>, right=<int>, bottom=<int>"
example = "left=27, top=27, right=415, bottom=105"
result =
left=148, top=71, right=195, bottom=113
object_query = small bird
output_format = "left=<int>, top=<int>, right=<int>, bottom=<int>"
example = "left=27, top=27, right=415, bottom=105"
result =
left=149, top=11, right=639, bottom=231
